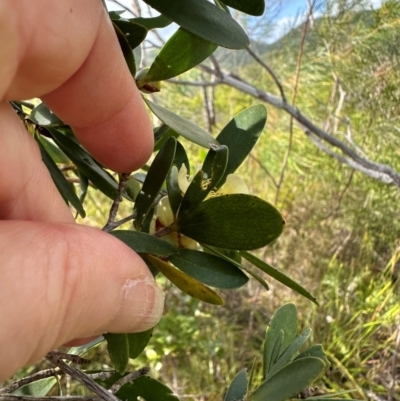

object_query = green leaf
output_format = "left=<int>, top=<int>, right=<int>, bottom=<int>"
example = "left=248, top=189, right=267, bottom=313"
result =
left=38, top=136, right=70, bottom=164
left=169, top=248, right=248, bottom=289
left=145, top=99, right=218, bottom=148
left=104, top=333, right=129, bottom=375
left=166, top=166, right=182, bottom=216
left=144, top=28, right=217, bottom=82
left=13, top=378, right=56, bottom=396
left=176, top=194, right=284, bottom=250
left=68, top=336, right=105, bottom=355
left=263, top=303, right=298, bottom=377
left=145, top=255, right=224, bottom=305
left=125, top=176, right=141, bottom=201
left=29, top=102, right=63, bottom=126
left=111, top=230, right=177, bottom=258
left=240, top=252, right=318, bottom=304
left=36, top=138, right=85, bottom=217
left=295, top=344, right=330, bottom=369
left=251, top=357, right=326, bottom=401
left=154, top=127, right=179, bottom=152
left=225, top=369, right=248, bottom=401
left=131, top=15, right=172, bottom=30
left=134, top=137, right=176, bottom=230
left=201, top=144, right=229, bottom=191
left=113, top=22, right=137, bottom=77
left=113, top=19, right=148, bottom=51
left=267, top=328, right=312, bottom=379
left=127, top=329, right=153, bottom=359
left=216, top=105, right=266, bottom=188
left=48, top=128, right=118, bottom=199
left=142, top=0, right=249, bottom=49
left=116, top=376, right=179, bottom=401
left=221, top=0, right=265, bottom=16
left=179, top=170, right=206, bottom=213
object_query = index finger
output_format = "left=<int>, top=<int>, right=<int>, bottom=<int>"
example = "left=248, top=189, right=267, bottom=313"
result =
left=1, top=0, right=153, bottom=173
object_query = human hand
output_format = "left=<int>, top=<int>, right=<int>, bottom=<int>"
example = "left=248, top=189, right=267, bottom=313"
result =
left=0, top=0, right=163, bottom=380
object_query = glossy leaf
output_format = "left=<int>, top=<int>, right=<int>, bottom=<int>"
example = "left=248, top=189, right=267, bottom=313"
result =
left=113, top=19, right=148, bottom=50
left=113, top=22, right=137, bottom=77
left=176, top=194, right=284, bottom=250
left=13, top=378, right=56, bottom=396
left=142, top=0, right=249, bottom=49
left=145, top=255, right=224, bottom=305
left=36, top=138, right=85, bottom=217
left=104, top=333, right=129, bottom=375
left=30, top=102, right=63, bottom=126
left=267, top=328, right=312, bottom=379
left=38, top=136, right=69, bottom=164
left=225, top=369, right=248, bottom=401
left=134, top=137, right=176, bottom=230
left=216, top=105, right=266, bottom=188
left=116, top=376, right=179, bottom=401
left=127, top=329, right=153, bottom=359
left=240, top=251, right=318, bottom=304
left=144, top=28, right=217, bottom=82
left=264, top=303, right=298, bottom=377
left=251, top=357, right=326, bottom=401
left=221, top=0, right=265, bottom=16
left=48, top=128, right=118, bottom=199
left=166, top=166, right=182, bottom=216
left=169, top=248, right=248, bottom=289
left=295, top=344, right=330, bottom=369
left=145, top=99, right=217, bottom=148
left=111, top=230, right=177, bottom=258
left=131, top=15, right=172, bottom=30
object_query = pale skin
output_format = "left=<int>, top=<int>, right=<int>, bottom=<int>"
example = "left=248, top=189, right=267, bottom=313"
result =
left=0, top=0, right=164, bottom=380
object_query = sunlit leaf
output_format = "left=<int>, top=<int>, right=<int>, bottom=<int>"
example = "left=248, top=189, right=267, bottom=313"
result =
left=134, top=137, right=176, bottom=230
left=240, top=252, right=318, bottom=304
left=29, top=102, right=63, bottom=126
left=216, top=105, right=266, bottom=188
left=104, top=333, right=129, bottom=375
left=221, top=0, right=265, bottom=16
left=145, top=255, right=224, bottom=305
left=251, top=358, right=326, bottom=401
left=177, top=194, right=284, bottom=250
left=116, top=376, right=179, bottom=401
left=13, top=378, right=56, bottom=396
left=38, top=136, right=69, bottom=164
left=111, top=230, right=177, bottom=258
left=144, top=28, right=217, bottom=82
left=225, top=369, right=248, bottom=401
left=142, top=0, right=249, bottom=49
left=36, top=138, right=85, bottom=217
left=145, top=99, right=217, bottom=148
left=169, top=248, right=248, bottom=289
left=127, top=329, right=153, bottom=359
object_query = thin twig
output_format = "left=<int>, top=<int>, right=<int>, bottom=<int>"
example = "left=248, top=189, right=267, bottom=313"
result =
left=249, top=154, right=278, bottom=188
left=45, top=353, right=119, bottom=401
left=246, top=47, right=287, bottom=103
left=0, top=370, right=61, bottom=394
left=108, top=367, right=150, bottom=394
left=102, top=173, right=130, bottom=232
left=46, top=352, right=91, bottom=365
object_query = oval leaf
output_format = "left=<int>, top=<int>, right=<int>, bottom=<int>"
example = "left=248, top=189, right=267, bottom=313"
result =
left=221, top=0, right=265, bottom=16
left=111, top=230, right=177, bottom=258
left=176, top=194, right=284, bottom=250
left=142, top=0, right=249, bottom=49
left=169, top=248, right=248, bottom=289
left=13, top=378, right=57, bottom=396
left=127, top=329, right=153, bottom=359
left=216, top=105, right=266, bottom=188
left=146, top=255, right=224, bottom=305
left=145, top=99, right=218, bottom=148
left=225, top=369, right=248, bottom=401
left=145, top=28, right=217, bottom=82
left=295, top=344, right=330, bottom=369
left=104, top=333, right=129, bottom=375
left=251, top=357, right=326, bottom=401
left=131, top=15, right=172, bottom=30
left=113, top=19, right=148, bottom=50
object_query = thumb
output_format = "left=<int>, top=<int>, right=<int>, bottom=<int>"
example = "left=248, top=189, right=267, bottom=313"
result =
left=0, top=221, right=164, bottom=381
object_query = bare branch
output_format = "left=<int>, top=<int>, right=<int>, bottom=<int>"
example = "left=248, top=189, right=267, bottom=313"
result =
left=108, top=367, right=150, bottom=394
left=196, top=64, right=400, bottom=188
left=0, top=370, right=60, bottom=394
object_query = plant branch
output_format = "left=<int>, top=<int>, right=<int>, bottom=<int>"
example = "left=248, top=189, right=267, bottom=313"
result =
left=102, top=173, right=130, bottom=232
left=108, top=367, right=150, bottom=394
left=0, top=370, right=61, bottom=394
left=195, top=64, right=400, bottom=188
left=45, top=353, right=120, bottom=401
